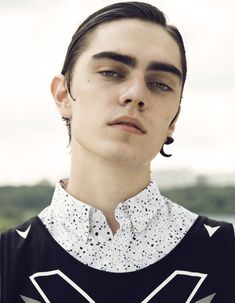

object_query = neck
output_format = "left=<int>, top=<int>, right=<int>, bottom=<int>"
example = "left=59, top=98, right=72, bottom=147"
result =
left=66, top=144, right=151, bottom=233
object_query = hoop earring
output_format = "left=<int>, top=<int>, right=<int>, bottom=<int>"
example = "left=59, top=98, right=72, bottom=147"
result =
left=160, top=137, right=174, bottom=158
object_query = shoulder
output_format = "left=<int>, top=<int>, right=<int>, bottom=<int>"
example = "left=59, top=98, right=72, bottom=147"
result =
left=189, top=214, right=234, bottom=237
left=0, top=216, right=46, bottom=284
left=197, top=215, right=235, bottom=234
left=190, top=215, right=235, bottom=256
left=0, top=216, right=41, bottom=254
left=1, top=216, right=38, bottom=236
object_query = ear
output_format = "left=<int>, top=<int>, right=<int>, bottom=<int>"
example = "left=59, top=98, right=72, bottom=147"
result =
left=167, top=106, right=181, bottom=137
left=50, top=74, right=72, bottom=118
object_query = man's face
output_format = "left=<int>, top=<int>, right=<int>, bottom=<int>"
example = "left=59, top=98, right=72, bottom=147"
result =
left=68, top=19, right=182, bottom=167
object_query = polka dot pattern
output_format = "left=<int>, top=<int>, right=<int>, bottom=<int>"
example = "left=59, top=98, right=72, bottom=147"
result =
left=38, top=178, right=198, bottom=273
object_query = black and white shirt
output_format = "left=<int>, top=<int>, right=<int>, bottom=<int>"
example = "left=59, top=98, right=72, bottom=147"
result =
left=1, top=178, right=235, bottom=302
left=38, top=178, right=198, bottom=272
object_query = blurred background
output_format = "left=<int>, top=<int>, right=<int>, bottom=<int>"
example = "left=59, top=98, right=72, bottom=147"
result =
left=1, top=0, right=235, bottom=231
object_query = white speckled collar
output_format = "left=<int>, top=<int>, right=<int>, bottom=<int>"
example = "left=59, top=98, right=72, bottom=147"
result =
left=50, top=178, right=164, bottom=239
left=115, top=180, right=163, bottom=233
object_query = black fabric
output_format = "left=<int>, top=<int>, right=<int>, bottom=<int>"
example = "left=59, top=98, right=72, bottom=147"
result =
left=0, top=215, right=235, bottom=303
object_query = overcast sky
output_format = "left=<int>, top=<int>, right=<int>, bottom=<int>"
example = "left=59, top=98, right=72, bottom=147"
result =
left=1, top=0, right=235, bottom=186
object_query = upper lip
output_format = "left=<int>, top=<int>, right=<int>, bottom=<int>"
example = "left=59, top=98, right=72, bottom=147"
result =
left=108, top=115, right=146, bottom=133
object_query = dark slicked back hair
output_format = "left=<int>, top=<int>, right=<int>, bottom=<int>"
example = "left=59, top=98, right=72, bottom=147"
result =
left=60, top=1, right=187, bottom=146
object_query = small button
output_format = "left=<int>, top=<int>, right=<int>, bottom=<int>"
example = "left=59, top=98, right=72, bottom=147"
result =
left=93, top=211, right=103, bottom=221
left=80, top=224, right=88, bottom=234
left=134, top=223, right=143, bottom=232
left=112, top=255, right=119, bottom=265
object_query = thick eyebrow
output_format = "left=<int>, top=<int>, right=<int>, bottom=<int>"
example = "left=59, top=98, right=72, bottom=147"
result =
left=91, top=51, right=137, bottom=68
left=91, top=51, right=182, bottom=81
left=147, top=62, right=182, bottom=81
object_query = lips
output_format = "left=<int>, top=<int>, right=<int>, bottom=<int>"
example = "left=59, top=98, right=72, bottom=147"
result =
left=108, top=115, right=146, bottom=134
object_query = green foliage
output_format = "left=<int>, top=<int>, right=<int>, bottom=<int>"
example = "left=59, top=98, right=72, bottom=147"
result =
left=0, top=184, right=53, bottom=232
left=0, top=183, right=235, bottom=232
left=161, top=184, right=235, bottom=215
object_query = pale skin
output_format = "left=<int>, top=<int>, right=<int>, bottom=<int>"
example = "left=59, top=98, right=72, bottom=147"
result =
left=51, top=19, right=183, bottom=235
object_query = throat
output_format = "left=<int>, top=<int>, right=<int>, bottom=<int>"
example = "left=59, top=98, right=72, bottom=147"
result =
left=109, top=220, right=120, bottom=236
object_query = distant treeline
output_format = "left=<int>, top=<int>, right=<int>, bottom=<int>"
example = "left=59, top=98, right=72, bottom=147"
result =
left=0, top=183, right=235, bottom=232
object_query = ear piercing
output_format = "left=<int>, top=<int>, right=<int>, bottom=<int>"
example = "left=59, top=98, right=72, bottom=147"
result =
left=160, top=137, right=174, bottom=157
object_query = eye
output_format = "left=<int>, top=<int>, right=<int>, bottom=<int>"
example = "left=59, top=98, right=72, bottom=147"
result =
left=98, top=70, right=124, bottom=79
left=148, top=81, right=172, bottom=92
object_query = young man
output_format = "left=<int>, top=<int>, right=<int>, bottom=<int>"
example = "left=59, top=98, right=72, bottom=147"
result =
left=1, top=2, right=234, bottom=302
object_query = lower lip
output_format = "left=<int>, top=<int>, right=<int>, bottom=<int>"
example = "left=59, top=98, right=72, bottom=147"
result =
left=110, top=124, right=144, bottom=135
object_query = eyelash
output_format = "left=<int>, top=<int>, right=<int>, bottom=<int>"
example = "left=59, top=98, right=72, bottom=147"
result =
left=147, top=81, right=172, bottom=92
left=98, top=70, right=124, bottom=79
left=98, top=70, right=172, bottom=92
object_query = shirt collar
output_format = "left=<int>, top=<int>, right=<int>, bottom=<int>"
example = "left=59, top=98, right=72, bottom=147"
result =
left=50, top=178, right=164, bottom=240
left=50, top=179, right=92, bottom=241
left=115, top=180, right=163, bottom=233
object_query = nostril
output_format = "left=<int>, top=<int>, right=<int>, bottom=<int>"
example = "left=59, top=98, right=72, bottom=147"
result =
left=124, top=99, right=132, bottom=103
left=138, top=101, right=145, bottom=107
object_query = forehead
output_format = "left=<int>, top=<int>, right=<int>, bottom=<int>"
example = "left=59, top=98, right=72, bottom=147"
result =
left=77, top=19, right=182, bottom=71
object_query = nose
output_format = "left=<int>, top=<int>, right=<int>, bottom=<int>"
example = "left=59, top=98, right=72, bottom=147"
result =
left=119, top=77, right=147, bottom=111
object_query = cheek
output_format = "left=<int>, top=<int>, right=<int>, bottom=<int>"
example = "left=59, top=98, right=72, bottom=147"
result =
left=71, top=97, right=105, bottom=138
left=151, top=111, right=173, bottom=130
left=164, top=104, right=180, bottom=125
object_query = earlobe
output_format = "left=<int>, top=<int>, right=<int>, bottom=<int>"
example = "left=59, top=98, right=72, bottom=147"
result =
left=50, top=74, right=72, bottom=118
